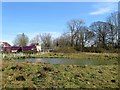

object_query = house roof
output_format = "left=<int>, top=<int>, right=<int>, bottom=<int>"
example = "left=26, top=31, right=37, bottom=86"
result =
left=4, top=46, right=36, bottom=51
left=0, top=42, right=11, bottom=47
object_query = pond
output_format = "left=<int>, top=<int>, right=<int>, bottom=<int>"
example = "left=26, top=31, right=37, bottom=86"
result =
left=15, top=58, right=117, bottom=65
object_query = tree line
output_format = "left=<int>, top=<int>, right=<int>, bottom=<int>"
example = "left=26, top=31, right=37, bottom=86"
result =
left=13, top=12, right=120, bottom=53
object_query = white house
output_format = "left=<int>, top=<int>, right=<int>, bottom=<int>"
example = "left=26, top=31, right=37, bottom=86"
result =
left=36, top=43, right=41, bottom=52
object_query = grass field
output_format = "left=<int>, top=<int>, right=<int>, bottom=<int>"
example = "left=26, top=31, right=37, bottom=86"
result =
left=2, top=52, right=118, bottom=61
left=2, top=52, right=119, bottom=88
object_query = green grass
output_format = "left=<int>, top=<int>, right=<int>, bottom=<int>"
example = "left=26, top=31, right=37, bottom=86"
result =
left=2, top=52, right=119, bottom=88
left=2, top=60, right=119, bottom=88
left=38, top=52, right=118, bottom=61
left=2, top=52, right=118, bottom=61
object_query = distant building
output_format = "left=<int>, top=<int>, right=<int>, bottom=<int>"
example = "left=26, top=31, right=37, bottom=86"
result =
left=0, top=42, right=11, bottom=47
left=0, top=42, right=37, bottom=52
left=0, top=42, right=49, bottom=53
left=36, top=43, right=41, bottom=52
left=0, top=42, right=11, bottom=51
left=4, top=46, right=37, bottom=53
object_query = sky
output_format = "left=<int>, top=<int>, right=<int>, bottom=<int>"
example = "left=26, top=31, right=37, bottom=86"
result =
left=2, top=2, right=118, bottom=45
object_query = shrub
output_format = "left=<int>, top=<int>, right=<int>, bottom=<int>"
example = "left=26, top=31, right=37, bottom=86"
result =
left=53, top=47, right=77, bottom=53
left=22, top=50, right=37, bottom=54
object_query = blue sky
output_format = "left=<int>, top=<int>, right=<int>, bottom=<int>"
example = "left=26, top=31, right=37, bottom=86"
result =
left=2, top=2, right=118, bottom=45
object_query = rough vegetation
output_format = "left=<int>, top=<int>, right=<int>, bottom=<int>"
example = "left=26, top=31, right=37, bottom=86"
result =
left=2, top=52, right=119, bottom=88
left=2, top=59, right=119, bottom=88
left=2, top=52, right=118, bottom=61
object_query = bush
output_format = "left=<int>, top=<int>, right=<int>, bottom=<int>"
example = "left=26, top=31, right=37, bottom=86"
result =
left=82, top=47, right=120, bottom=53
left=53, top=47, right=77, bottom=53
left=22, top=50, right=37, bottom=54
left=83, top=47, right=106, bottom=53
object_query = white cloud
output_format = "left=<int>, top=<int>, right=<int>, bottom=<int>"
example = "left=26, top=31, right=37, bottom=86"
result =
left=50, top=32, right=62, bottom=39
left=27, top=31, right=61, bottom=40
left=89, top=3, right=118, bottom=15
left=89, top=8, right=111, bottom=15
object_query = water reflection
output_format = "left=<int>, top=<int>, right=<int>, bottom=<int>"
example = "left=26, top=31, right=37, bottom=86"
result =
left=15, top=58, right=117, bottom=65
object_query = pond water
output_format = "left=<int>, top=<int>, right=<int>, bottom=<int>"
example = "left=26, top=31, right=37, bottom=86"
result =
left=15, top=58, right=117, bottom=65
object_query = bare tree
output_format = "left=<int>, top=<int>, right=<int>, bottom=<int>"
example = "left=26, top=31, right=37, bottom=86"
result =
left=66, top=19, right=95, bottom=51
left=90, top=21, right=110, bottom=48
left=30, top=34, right=41, bottom=45
left=13, top=33, right=29, bottom=46
left=83, top=27, right=95, bottom=47
left=54, top=32, right=71, bottom=47
left=107, top=12, right=118, bottom=47
left=40, top=33, right=52, bottom=48
left=67, top=19, right=85, bottom=47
